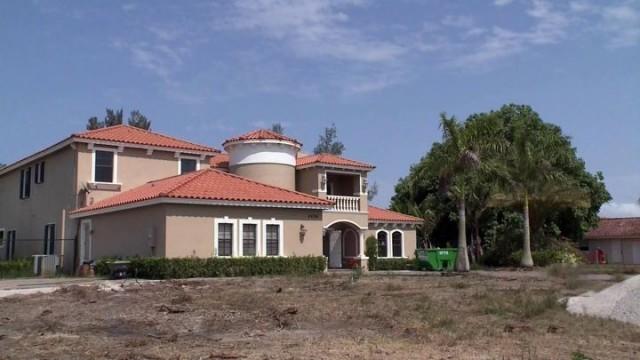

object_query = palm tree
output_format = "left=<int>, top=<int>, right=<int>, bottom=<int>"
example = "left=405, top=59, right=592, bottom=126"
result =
left=427, top=114, right=487, bottom=272
left=497, top=120, right=586, bottom=267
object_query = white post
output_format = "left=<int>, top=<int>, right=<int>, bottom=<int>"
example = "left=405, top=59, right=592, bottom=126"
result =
left=358, top=230, right=366, bottom=258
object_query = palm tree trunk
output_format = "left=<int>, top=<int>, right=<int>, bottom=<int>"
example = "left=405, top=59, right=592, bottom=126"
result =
left=456, top=199, right=470, bottom=272
left=521, top=192, right=534, bottom=267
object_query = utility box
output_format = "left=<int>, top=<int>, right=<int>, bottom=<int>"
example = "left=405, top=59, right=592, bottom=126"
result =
left=33, top=255, right=59, bottom=276
left=416, top=248, right=458, bottom=271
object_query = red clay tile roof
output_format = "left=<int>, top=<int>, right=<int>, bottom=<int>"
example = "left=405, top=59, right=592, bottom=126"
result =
left=74, top=125, right=217, bottom=153
left=585, top=217, right=640, bottom=239
left=296, top=153, right=375, bottom=170
left=368, top=206, right=422, bottom=223
left=209, top=153, right=229, bottom=169
left=73, top=168, right=333, bottom=214
left=223, top=129, right=302, bottom=147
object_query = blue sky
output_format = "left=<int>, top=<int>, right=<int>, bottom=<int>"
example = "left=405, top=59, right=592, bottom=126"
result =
left=1, top=0, right=639, bottom=216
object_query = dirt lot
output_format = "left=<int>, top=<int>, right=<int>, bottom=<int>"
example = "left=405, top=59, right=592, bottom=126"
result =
left=1, top=270, right=639, bottom=360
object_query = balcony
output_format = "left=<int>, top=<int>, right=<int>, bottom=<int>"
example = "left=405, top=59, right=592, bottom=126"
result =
left=327, top=195, right=360, bottom=212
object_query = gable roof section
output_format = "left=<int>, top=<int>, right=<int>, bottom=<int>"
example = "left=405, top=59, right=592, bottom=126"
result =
left=368, top=206, right=422, bottom=224
left=585, top=217, right=640, bottom=240
left=72, top=168, right=333, bottom=216
left=297, top=153, right=375, bottom=171
left=223, top=129, right=302, bottom=147
left=74, top=125, right=217, bottom=153
left=209, top=153, right=229, bottom=169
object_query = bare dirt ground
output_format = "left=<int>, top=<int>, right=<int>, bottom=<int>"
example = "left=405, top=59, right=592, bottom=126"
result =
left=1, top=270, right=639, bottom=360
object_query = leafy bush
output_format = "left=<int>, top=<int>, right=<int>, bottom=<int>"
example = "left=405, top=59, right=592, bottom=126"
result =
left=96, top=256, right=327, bottom=279
left=511, top=248, right=584, bottom=267
left=365, top=235, right=378, bottom=270
left=372, top=258, right=414, bottom=271
left=0, top=258, right=33, bottom=278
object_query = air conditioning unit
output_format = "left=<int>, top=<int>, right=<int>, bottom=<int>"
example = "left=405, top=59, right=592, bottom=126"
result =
left=33, top=255, right=59, bottom=276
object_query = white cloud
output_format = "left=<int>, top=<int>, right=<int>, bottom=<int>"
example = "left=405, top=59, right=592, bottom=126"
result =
left=494, top=0, right=514, bottom=7
left=121, top=3, right=137, bottom=12
left=112, top=40, right=185, bottom=84
left=600, top=202, right=640, bottom=218
left=602, top=4, right=640, bottom=47
left=441, top=15, right=474, bottom=28
left=217, top=0, right=406, bottom=63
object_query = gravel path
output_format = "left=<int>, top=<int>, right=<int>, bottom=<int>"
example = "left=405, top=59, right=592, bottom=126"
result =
left=567, top=275, right=640, bottom=326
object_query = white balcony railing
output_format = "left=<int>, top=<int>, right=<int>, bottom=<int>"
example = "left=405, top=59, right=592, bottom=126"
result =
left=327, top=195, right=360, bottom=212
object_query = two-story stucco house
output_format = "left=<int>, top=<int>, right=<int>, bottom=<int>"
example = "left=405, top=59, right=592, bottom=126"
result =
left=0, top=125, right=420, bottom=272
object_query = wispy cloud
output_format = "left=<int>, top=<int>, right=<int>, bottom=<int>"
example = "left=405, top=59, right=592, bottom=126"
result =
left=602, top=4, right=640, bottom=47
left=600, top=202, right=640, bottom=218
left=217, top=0, right=406, bottom=63
left=494, top=0, right=514, bottom=7
left=113, top=40, right=186, bottom=83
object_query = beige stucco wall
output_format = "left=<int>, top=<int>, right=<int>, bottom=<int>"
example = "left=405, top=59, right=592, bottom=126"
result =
left=230, top=163, right=296, bottom=191
left=76, top=143, right=210, bottom=206
left=164, top=204, right=324, bottom=258
left=295, top=167, right=323, bottom=196
left=323, top=211, right=369, bottom=230
left=366, top=224, right=417, bottom=259
left=83, top=205, right=167, bottom=259
left=0, top=146, right=78, bottom=269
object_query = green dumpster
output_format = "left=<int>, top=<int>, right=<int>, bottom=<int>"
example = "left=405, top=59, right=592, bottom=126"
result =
left=416, top=248, right=458, bottom=271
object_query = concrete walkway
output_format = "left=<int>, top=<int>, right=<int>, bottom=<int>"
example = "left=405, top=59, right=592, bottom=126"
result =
left=0, top=277, right=99, bottom=298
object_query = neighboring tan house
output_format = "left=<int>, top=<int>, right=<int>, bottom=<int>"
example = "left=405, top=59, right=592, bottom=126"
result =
left=585, top=217, right=640, bottom=265
left=0, top=126, right=420, bottom=272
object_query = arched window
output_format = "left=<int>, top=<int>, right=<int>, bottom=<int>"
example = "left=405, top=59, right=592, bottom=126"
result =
left=391, top=231, right=403, bottom=258
left=377, top=230, right=388, bottom=258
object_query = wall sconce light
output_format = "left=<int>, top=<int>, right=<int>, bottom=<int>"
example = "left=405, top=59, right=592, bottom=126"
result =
left=299, top=224, right=307, bottom=242
left=320, top=174, right=327, bottom=192
left=361, top=178, right=368, bottom=193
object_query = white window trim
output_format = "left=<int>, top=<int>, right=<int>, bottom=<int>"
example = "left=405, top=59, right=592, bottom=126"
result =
left=214, top=217, right=237, bottom=257
left=375, top=229, right=390, bottom=258
left=238, top=218, right=261, bottom=257
left=44, top=223, right=55, bottom=255
left=0, top=228, right=5, bottom=248
left=178, top=155, right=201, bottom=174
left=79, top=219, right=92, bottom=264
left=262, top=218, right=284, bottom=257
left=91, top=147, right=119, bottom=184
left=390, top=230, right=405, bottom=258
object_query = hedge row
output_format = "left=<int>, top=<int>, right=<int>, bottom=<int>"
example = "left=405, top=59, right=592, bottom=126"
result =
left=0, top=258, right=33, bottom=279
left=370, top=258, right=415, bottom=271
left=96, top=256, right=327, bottom=279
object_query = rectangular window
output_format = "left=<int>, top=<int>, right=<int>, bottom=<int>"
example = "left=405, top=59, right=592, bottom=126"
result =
left=94, top=150, right=115, bottom=183
left=217, top=223, right=233, bottom=257
left=266, top=224, right=280, bottom=256
left=35, top=161, right=45, bottom=184
left=6, top=230, right=16, bottom=260
left=180, top=158, right=198, bottom=174
left=44, top=224, right=55, bottom=255
left=242, top=224, right=257, bottom=256
left=19, top=167, right=31, bottom=199
left=0, top=229, right=5, bottom=248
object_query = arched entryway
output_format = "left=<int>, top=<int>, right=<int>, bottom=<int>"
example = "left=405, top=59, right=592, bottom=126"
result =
left=323, top=221, right=364, bottom=269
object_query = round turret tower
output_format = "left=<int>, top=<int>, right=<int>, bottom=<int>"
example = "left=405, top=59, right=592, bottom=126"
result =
left=222, top=129, right=301, bottom=191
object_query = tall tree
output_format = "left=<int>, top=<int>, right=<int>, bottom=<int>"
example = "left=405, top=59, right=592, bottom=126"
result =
left=128, top=110, right=151, bottom=130
left=427, top=114, right=484, bottom=272
left=314, top=123, right=345, bottom=155
left=271, top=123, right=284, bottom=134
left=86, top=116, right=103, bottom=130
left=104, top=108, right=124, bottom=127
left=367, top=181, right=378, bottom=201
left=496, top=107, right=586, bottom=267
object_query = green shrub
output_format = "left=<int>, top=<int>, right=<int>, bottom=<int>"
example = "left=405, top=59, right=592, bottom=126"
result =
left=511, top=248, right=583, bottom=267
left=365, top=235, right=378, bottom=270
left=373, top=258, right=414, bottom=271
left=0, top=258, right=34, bottom=278
left=96, top=256, right=327, bottom=279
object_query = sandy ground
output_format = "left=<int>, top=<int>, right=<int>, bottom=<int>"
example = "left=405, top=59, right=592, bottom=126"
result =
left=0, top=271, right=639, bottom=360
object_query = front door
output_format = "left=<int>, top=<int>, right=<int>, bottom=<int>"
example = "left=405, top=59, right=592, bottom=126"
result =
left=329, top=230, right=342, bottom=268
left=79, top=220, right=92, bottom=264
